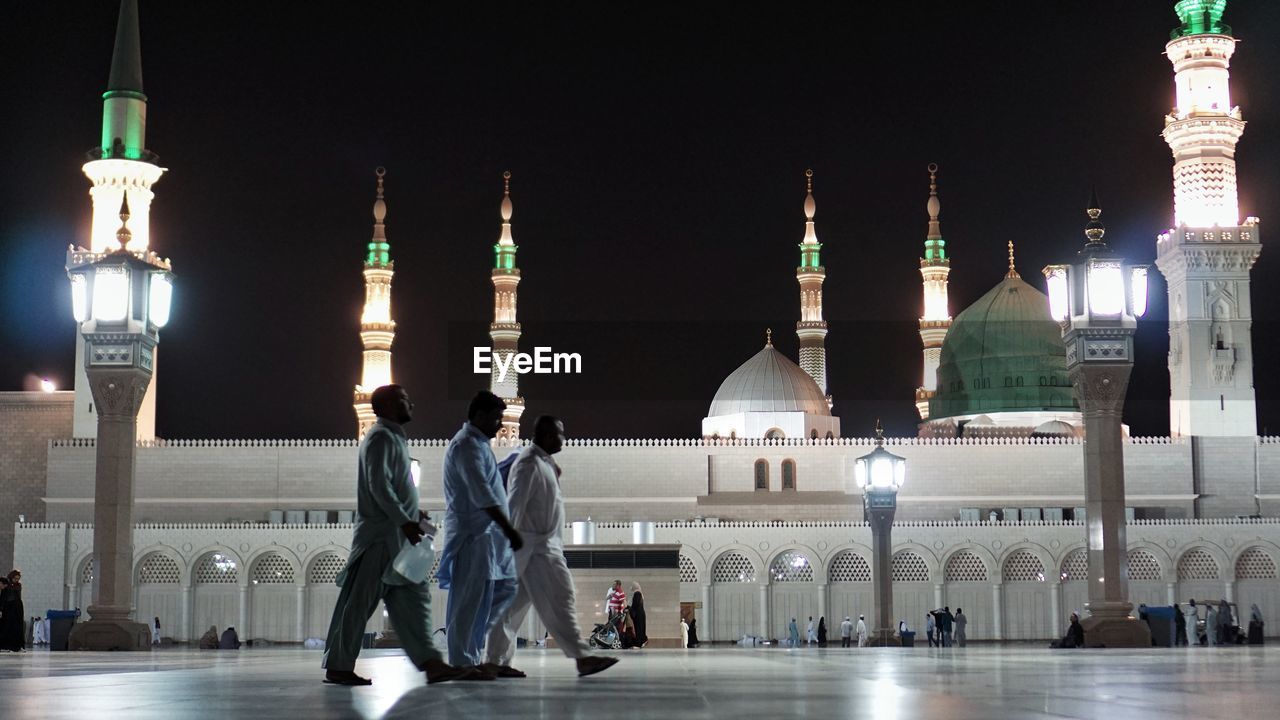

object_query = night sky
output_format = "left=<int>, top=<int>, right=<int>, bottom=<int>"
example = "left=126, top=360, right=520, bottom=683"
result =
left=4, top=2, right=1280, bottom=440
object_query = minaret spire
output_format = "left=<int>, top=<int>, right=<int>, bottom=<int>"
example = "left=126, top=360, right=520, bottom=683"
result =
left=795, top=169, right=832, bottom=411
left=917, top=163, right=953, bottom=420
left=1005, top=241, right=1020, bottom=279
left=71, top=0, right=166, bottom=440
left=490, top=171, right=525, bottom=443
left=1157, top=0, right=1261, bottom=438
left=354, top=168, right=397, bottom=438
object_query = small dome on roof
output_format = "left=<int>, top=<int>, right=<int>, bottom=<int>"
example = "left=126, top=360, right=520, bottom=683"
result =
left=708, top=342, right=830, bottom=417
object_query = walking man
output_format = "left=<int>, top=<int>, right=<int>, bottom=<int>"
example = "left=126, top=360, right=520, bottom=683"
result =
left=926, top=612, right=937, bottom=647
left=856, top=615, right=868, bottom=647
left=484, top=416, right=618, bottom=677
left=321, top=385, right=475, bottom=686
left=606, top=580, right=627, bottom=619
left=806, top=616, right=817, bottom=646
left=438, top=391, right=524, bottom=672
left=840, top=616, right=853, bottom=648
left=954, top=608, right=968, bottom=647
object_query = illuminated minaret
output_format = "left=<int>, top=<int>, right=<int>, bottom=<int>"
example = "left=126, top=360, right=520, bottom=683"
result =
left=354, top=168, right=396, bottom=438
left=1156, top=1, right=1261, bottom=437
left=796, top=169, right=831, bottom=409
left=490, top=171, right=525, bottom=442
left=74, top=0, right=166, bottom=439
left=916, top=163, right=951, bottom=420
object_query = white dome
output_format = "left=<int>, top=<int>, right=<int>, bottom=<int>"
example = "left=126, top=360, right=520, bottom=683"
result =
left=1033, top=420, right=1077, bottom=437
left=707, top=343, right=830, bottom=417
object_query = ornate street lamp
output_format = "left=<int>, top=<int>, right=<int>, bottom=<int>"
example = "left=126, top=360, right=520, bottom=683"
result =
left=66, top=194, right=173, bottom=651
left=1041, top=191, right=1151, bottom=647
left=853, top=420, right=905, bottom=647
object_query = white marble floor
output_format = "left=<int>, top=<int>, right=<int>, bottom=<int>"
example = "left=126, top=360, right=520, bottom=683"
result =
left=0, top=645, right=1276, bottom=719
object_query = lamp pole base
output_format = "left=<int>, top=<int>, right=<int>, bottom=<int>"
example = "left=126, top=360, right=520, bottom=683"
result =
left=68, top=618, right=153, bottom=651
left=1080, top=614, right=1151, bottom=648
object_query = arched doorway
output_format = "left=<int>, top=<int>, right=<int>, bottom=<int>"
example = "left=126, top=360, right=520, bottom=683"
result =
left=250, top=552, right=298, bottom=641
left=1001, top=550, right=1050, bottom=639
left=710, top=552, right=758, bottom=641
left=135, top=552, right=182, bottom=641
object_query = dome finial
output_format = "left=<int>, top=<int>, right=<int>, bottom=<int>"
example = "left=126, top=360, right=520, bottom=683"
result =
left=766, top=327, right=773, bottom=346
left=874, top=418, right=885, bottom=445
left=1005, top=240, right=1020, bottom=279
left=925, top=163, right=942, bottom=244
left=115, top=191, right=132, bottom=251
left=803, top=169, right=816, bottom=222
left=372, top=167, right=387, bottom=223
left=500, top=171, right=513, bottom=223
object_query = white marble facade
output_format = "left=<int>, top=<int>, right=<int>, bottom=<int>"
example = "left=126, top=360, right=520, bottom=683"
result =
left=15, top=518, right=1280, bottom=643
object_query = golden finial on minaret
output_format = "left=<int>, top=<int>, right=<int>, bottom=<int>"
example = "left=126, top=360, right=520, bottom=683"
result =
left=805, top=168, right=813, bottom=193
left=115, top=192, right=132, bottom=251
left=766, top=327, right=773, bottom=346
left=1006, top=240, right=1020, bottom=279
left=503, top=170, right=511, bottom=194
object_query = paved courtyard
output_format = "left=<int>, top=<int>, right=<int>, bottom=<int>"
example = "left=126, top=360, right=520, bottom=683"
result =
left=0, top=645, right=1275, bottom=719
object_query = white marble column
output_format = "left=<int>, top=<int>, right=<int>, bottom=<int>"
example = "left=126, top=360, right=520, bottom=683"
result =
left=817, top=583, right=827, bottom=625
left=1049, top=581, right=1061, bottom=638
left=701, top=585, right=712, bottom=642
left=933, top=583, right=944, bottom=610
left=759, top=584, right=769, bottom=638
left=181, top=585, right=191, bottom=642
left=239, top=586, right=249, bottom=640
left=991, top=583, right=1003, bottom=640
left=295, top=586, right=306, bottom=641
left=1166, top=582, right=1177, bottom=606
left=1224, top=579, right=1235, bottom=603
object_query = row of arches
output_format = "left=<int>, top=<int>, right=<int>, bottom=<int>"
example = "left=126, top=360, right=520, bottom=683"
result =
left=72, top=547, right=354, bottom=642
left=681, top=544, right=1279, bottom=642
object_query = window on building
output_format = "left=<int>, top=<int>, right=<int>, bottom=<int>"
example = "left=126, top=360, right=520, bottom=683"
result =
left=754, top=459, right=769, bottom=491
left=781, top=459, right=796, bottom=490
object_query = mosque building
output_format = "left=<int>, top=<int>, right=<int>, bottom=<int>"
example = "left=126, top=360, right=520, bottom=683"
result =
left=4, top=0, right=1280, bottom=646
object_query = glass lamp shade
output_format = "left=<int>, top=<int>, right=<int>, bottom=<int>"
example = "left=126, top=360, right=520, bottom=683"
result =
left=91, top=265, right=129, bottom=322
left=1043, top=265, right=1070, bottom=322
left=1086, top=260, right=1124, bottom=316
left=853, top=458, right=868, bottom=489
left=70, top=273, right=88, bottom=322
left=149, top=272, right=173, bottom=327
left=1130, top=266, right=1148, bottom=318
left=854, top=447, right=906, bottom=491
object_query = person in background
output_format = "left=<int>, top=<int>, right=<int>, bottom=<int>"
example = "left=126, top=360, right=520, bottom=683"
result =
left=0, top=570, right=25, bottom=652
left=840, top=617, right=853, bottom=648
left=1174, top=603, right=1188, bottom=646
left=1056, top=613, right=1084, bottom=648
left=1248, top=604, right=1265, bottom=645
left=152, top=617, right=161, bottom=646
left=1206, top=602, right=1219, bottom=647
left=926, top=612, right=937, bottom=648
left=686, top=617, right=699, bottom=648
left=1219, top=599, right=1234, bottom=644
left=954, top=608, right=968, bottom=647
left=806, top=616, right=817, bottom=646
left=219, top=626, right=241, bottom=650
left=630, top=582, right=648, bottom=648
left=817, top=617, right=827, bottom=647
left=856, top=615, right=868, bottom=647
left=788, top=618, right=800, bottom=648
left=1184, top=600, right=1201, bottom=645
left=199, top=626, right=220, bottom=650
left=680, top=617, right=689, bottom=648
left=606, top=580, right=627, bottom=619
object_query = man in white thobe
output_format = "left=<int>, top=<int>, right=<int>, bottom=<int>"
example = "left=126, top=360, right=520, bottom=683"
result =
left=806, top=616, right=816, bottom=646
left=856, top=615, right=868, bottom=647
left=483, top=415, right=618, bottom=677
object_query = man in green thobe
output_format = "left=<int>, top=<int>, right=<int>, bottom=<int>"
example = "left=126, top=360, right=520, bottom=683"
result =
left=322, top=384, right=482, bottom=686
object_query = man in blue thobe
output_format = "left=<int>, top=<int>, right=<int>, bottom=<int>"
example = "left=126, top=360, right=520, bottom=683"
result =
left=438, top=391, right=524, bottom=670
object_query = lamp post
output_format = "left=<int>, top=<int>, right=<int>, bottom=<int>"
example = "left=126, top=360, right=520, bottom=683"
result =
left=853, top=420, right=906, bottom=647
left=66, top=195, right=173, bottom=651
left=1042, top=192, right=1151, bottom=648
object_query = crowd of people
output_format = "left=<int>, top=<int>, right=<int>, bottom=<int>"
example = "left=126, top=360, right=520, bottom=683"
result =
left=320, top=386, right=620, bottom=686
left=601, top=579, right=649, bottom=648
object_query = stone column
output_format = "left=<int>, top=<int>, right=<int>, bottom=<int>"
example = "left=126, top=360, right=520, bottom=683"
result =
left=296, top=586, right=306, bottom=641
left=1049, top=581, right=1061, bottom=638
left=1069, top=356, right=1151, bottom=647
left=181, top=584, right=191, bottom=642
left=817, top=583, right=827, bottom=627
left=701, top=584, right=712, bottom=643
left=758, top=584, right=769, bottom=639
left=1224, top=579, right=1235, bottom=603
left=933, top=583, right=944, bottom=611
left=239, top=585, right=250, bottom=641
left=867, top=495, right=897, bottom=646
left=991, top=583, right=1003, bottom=640
left=68, top=368, right=152, bottom=651
left=1166, top=582, right=1177, bottom=606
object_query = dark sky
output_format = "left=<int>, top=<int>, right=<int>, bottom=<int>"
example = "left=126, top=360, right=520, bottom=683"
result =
left=3, top=2, right=1280, bottom=440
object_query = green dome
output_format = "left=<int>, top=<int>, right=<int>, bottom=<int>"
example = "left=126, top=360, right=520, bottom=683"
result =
left=928, top=275, right=1077, bottom=420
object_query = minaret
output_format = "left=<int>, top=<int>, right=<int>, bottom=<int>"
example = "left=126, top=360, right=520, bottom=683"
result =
left=74, top=0, right=166, bottom=439
left=1156, top=1, right=1261, bottom=437
left=916, top=163, right=952, bottom=420
left=796, top=169, right=831, bottom=409
left=354, top=169, right=396, bottom=438
left=490, top=171, right=525, bottom=442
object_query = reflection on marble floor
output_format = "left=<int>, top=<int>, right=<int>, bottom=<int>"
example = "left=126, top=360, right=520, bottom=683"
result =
left=1, top=645, right=1277, bottom=720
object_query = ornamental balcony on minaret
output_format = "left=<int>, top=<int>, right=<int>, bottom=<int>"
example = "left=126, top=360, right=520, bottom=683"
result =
left=1155, top=0, right=1261, bottom=437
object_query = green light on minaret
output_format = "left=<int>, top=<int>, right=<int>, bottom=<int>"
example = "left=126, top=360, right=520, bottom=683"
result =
left=494, top=244, right=518, bottom=270
left=799, top=243, right=822, bottom=269
left=925, top=238, right=946, bottom=261
left=1174, top=0, right=1229, bottom=37
left=367, top=241, right=390, bottom=267
left=101, top=0, right=148, bottom=161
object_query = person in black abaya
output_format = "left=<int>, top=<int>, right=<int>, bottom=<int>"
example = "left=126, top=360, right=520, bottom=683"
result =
left=630, top=582, right=648, bottom=648
left=687, top=617, right=699, bottom=648
left=817, top=617, right=828, bottom=647
left=0, top=570, right=26, bottom=651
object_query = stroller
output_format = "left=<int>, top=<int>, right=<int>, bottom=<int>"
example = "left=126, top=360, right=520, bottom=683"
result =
left=589, top=614, right=624, bottom=649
